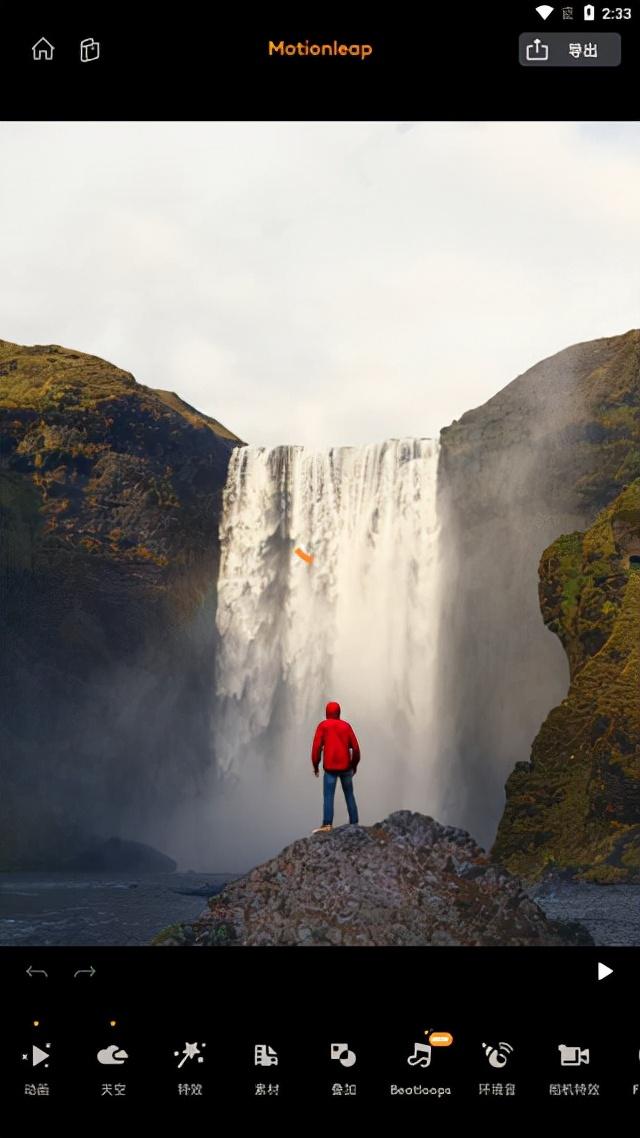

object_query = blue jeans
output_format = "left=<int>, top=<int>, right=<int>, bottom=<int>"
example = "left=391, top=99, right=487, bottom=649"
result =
left=323, top=771, right=359, bottom=825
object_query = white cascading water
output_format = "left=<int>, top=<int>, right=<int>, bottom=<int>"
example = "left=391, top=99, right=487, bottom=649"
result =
left=197, top=439, right=441, bottom=871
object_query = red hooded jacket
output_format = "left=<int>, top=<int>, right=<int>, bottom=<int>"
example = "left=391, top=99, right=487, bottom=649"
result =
left=311, top=702, right=361, bottom=773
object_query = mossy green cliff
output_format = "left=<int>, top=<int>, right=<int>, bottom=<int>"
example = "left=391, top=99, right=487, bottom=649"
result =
left=492, top=480, right=640, bottom=881
left=0, top=340, right=242, bottom=869
left=437, top=329, right=640, bottom=850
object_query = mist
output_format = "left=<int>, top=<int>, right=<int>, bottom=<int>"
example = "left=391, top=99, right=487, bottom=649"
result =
left=436, top=334, right=627, bottom=849
left=162, top=438, right=442, bottom=871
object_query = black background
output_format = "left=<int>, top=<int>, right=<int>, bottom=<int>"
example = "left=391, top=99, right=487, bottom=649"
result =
left=0, top=5, right=637, bottom=119
left=3, top=946, right=638, bottom=1106
left=2, top=2, right=639, bottom=1111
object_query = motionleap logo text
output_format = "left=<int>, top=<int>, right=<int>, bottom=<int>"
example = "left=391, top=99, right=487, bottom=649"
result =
left=268, top=40, right=374, bottom=60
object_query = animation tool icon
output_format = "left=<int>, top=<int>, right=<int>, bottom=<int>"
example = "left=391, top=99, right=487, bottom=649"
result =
left=331, top=1043, right=356, bottom=1068
left=254, top=1044, right=278, bottom=1066
left=174, top=1042, right=206, bottom=1068
left=407, top=1042, right=432, bottom=1068
left=294, top=546, right=314, bottom=564
left=558, top=1044, right=590, bottom=1066
left=482, top=1042, right=514, bottom=1069
left=22, top=1044, right=51, bottom=1068
left=98, top=1045, right=128, bottom=1065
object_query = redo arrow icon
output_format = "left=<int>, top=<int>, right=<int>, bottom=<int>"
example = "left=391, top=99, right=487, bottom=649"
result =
left=597, top=962, right=614, bottom=981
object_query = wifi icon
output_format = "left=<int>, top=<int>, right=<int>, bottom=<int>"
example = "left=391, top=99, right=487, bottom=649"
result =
left=536, top=4, right=554, bottom=16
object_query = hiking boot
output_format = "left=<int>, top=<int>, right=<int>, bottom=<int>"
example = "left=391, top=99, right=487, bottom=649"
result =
left=312, top=824, right=333, bottom=834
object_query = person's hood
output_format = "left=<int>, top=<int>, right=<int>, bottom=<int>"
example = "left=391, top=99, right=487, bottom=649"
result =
left=326, top=701, right=341, bottom=719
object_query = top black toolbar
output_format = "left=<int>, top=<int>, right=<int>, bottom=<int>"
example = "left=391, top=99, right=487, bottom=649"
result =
left=0, top=8, right=637, bottom=119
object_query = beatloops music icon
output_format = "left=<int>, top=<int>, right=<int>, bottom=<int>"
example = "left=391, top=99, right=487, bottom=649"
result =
left=407, top=1042, right=432, bottom=1068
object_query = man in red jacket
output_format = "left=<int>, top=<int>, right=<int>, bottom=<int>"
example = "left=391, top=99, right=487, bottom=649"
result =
left=311, top=701, right=361, bottom=833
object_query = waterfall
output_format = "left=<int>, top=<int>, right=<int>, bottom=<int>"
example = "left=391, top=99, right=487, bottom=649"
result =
left=203, top=438, right=442, bottom=869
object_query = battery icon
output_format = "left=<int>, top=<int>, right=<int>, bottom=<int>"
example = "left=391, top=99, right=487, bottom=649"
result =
left=584, top=4, right=595, bottom=17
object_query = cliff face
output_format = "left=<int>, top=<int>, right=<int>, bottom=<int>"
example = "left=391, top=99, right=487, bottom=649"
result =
left=156, top=811, right=592, bottom=946
left=437, top=330, right=640, bottom=848
left=0, top=341, right=242, bottom=868
left=492, top=481, right=640, bottom=881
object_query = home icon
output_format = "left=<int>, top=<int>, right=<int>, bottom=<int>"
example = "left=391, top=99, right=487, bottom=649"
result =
left=32, top=37, right=55, bottom=62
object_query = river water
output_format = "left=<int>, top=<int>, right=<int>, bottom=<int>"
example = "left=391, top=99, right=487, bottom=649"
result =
left=2, top=874, right=640, bottom=947
left=0, top=872, right=234, bottom=947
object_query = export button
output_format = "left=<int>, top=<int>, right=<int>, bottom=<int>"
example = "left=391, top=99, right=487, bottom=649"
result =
left=519, top=31, right=621, bottom=66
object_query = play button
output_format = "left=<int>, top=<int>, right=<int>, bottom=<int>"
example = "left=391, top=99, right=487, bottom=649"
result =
left=598, top=961, right=614, bottom=981
left=32, top=1045, right=50, bottom=1066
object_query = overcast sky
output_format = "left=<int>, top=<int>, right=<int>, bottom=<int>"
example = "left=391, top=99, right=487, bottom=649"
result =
left=1, top=121, right=639, bottom=447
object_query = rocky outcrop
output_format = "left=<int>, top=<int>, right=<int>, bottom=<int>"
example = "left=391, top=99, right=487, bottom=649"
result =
left=493, top=481, right=640, bottom=881
left=437, top=330, right=640, bottom=848
left=0, top=340, right=243, bottom=869
left=156, top=811, right=592, bottom=946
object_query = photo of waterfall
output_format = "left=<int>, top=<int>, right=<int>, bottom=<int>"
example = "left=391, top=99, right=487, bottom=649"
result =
left=2, top=121, right=640, bottom=946
left=204, top=439, right=441, bottom=867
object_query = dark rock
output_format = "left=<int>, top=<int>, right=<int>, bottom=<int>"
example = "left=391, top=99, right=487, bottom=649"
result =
left=64, top=837, right=177, bottom=873
left=437, top=329, right=640, bottom=848
left=0, top=339, right=244, bottom=869
left=158, top=811, right=593, bottom=946
left=171, top=882, right=228, bottom=897
left=493, top=480, right=640, bottom=881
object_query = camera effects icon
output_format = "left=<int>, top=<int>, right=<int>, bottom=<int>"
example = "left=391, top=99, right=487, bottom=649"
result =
left=559, top=1044, right=590, bottom=1066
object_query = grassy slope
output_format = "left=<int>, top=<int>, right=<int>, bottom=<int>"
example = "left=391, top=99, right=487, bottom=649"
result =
left=0, top=339, right=243, bottom=442
left=493, top=480, right=640, bottom=880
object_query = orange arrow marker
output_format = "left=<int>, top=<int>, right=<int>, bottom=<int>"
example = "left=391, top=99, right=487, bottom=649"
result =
left=294, top=547, right=314, bottom=565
